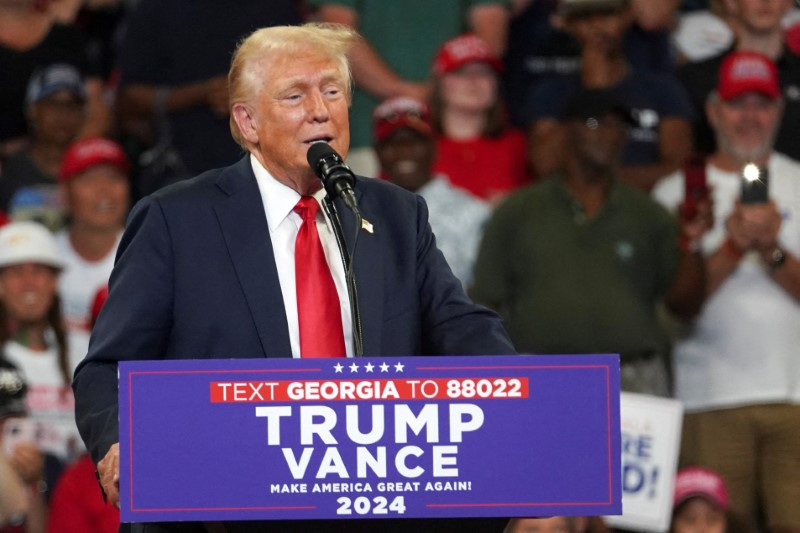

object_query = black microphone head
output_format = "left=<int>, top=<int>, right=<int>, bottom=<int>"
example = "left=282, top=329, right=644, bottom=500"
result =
left=306, top=142, right=359, bottom=213
left=306, top=142, right=340, bottom=176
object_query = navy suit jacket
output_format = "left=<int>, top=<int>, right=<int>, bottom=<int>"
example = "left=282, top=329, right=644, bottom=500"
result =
left=74, top=155, right=514, bottom=465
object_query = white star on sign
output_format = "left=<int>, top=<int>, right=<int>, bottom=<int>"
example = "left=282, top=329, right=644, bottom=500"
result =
left=349, top=362, right=360, bottom=373
left=364, top=362, right=375, bottom=373
left=394, top=362, right=405, bottom=373
left=334, top=363, right=344, bottom=373
left=379, top=362, right=390, bottom=372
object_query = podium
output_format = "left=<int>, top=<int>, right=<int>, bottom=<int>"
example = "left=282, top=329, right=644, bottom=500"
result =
left=118, top=354, right=621, bottom=523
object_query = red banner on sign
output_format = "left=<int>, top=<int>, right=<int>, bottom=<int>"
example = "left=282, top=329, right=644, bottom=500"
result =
left=209, top=378, right=529, bottom=403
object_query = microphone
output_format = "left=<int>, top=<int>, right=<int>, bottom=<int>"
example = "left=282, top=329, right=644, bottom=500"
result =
left=306, top=143, right=359, bottom=215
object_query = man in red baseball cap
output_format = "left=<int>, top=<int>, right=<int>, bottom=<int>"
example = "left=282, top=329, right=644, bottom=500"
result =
left=56, top=138, right=129, bottom=343
left=708, top=51, right=783, bottom=164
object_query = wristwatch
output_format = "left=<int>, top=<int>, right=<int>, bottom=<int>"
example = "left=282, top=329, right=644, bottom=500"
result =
left=769, top=246, right=787, bottom=271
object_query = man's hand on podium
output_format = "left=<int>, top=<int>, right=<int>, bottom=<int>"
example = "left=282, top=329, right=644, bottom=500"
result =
left=98, top=442, right=120, bottom=508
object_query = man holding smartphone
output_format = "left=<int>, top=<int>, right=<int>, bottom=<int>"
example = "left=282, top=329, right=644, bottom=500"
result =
left=653, top=51, right=800, bottom=533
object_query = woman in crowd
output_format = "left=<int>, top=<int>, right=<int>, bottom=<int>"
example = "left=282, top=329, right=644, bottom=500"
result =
left=429, top=33, right=531, bottom=204
left=0, top=221, right=81, bottom=468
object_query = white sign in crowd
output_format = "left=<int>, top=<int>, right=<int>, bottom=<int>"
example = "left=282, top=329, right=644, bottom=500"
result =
left=605, top=393, right=684, bottom=532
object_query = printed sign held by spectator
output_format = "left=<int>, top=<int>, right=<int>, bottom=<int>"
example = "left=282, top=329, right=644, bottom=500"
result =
left=605, top=392, right=683, bottom=532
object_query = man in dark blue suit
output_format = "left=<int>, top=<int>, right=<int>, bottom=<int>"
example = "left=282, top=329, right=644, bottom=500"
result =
left=73, top=23, right=514, bottom=532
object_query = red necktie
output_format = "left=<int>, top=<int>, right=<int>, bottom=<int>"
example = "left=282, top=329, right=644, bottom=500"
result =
left=294, top=196, right=346, bottom=357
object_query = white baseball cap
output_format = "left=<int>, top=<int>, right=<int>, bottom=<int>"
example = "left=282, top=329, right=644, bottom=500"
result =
left=0, top=221, right=64, bottom=270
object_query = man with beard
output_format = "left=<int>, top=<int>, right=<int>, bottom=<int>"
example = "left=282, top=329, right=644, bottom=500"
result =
left=653, top=51, right=800, bottom=533
left=55, top=138, right=130, bottom=359
left=471, top=88, right=710, bottom=397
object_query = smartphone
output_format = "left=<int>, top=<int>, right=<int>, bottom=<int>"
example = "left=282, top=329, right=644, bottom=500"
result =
left=680, top=155, right=709, bottom=220
left=741, top=163, right=769, bottom=204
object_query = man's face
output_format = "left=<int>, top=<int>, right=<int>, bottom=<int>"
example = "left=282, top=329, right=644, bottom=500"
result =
left=567, top=113, right=627, bottom=175
left=0, top=263, right=58, bottom=324
left=708, top=92, right=782, bottom=163
left=376, top=128, right=435, bottom=193
left=29, top=90, right=85, bottom=146
left=66, top=164, right=130, bottom=231
left=564, top=9, right=630, bottom=54
left=672, top=498, right=727, bottom=533
left=726, top=0, right=792, bottom=35
left=247, top=49, right=350, bottom=192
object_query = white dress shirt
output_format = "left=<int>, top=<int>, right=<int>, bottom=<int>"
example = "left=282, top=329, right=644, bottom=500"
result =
left=250, top=154, right=354, bottom=358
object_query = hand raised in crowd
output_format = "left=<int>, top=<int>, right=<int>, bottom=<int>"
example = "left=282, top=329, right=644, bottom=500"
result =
left=204, top=75, right=230, bottom=118
left=7, top=442, right=43, bottom=485
left=97, top=442, right=121, bottom=508
left=726, top=201, right=782, bottom=254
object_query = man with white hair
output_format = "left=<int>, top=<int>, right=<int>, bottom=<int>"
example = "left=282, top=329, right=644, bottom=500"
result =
left=74, top=23, right=514, bottom=533
left=654, top=51, right=800, bottom=533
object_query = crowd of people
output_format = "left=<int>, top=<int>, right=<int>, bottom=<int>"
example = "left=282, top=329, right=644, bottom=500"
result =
left=0, top=0, right=798, bottom=532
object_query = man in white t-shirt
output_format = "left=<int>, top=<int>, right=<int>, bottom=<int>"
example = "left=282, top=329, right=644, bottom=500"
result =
left=653, top=51, right=800, bottom=533
left=56, top=138, right=129, bottom=344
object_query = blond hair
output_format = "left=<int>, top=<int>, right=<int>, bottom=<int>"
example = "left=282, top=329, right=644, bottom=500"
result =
left=228, top=23, right=357, bottom=150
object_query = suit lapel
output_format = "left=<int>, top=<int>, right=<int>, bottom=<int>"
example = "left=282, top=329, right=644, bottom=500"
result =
left=335, top=182, right=384, bottom=357
left=214, top=158, right=292, bottom=358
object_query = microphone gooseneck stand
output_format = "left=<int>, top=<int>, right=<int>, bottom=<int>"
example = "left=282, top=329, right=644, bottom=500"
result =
left=322, top=196, right=364, bottom=357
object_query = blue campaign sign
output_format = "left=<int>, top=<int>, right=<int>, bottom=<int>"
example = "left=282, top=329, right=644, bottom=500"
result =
left=118, top=354, right=621, bottom=523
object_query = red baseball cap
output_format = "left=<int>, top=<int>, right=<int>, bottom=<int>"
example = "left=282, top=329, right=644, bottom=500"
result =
left=432, top=34, right=503, bottom=76
left=60, top=137, right=131, bottom=183
left=373, top=96, right=433, bottom=143
left=674, top=467, right=730, bottom=511
left=717, top=51, right=781, bottom=101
